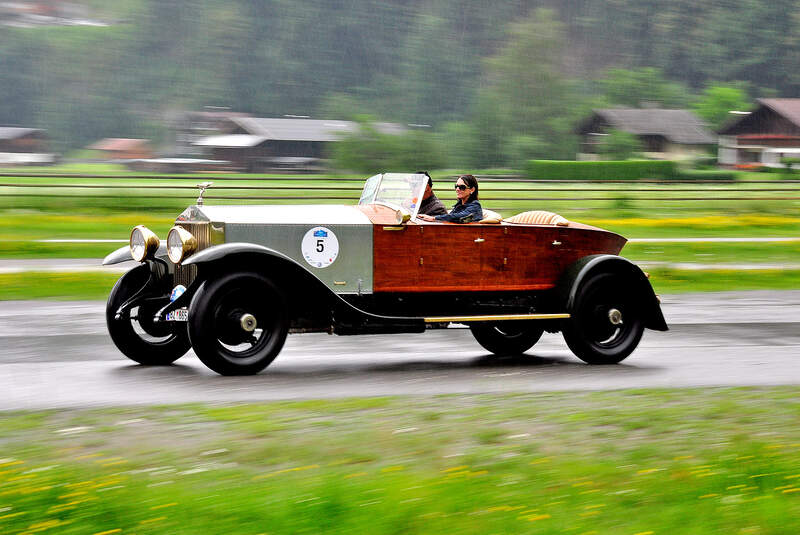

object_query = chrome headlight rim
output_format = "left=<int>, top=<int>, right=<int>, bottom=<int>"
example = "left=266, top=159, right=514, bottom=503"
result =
left=167, top=225, right=198, bottom=264
left=130, top=225, right=160, bottom=262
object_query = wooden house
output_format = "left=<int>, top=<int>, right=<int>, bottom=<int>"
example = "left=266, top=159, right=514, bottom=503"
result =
left=576, top=109, right=715, bottom=160
left=717, top=98, right=800, bottom=167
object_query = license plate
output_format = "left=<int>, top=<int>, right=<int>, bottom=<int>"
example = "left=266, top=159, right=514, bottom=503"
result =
left=166, top=308, right=188, bottom=322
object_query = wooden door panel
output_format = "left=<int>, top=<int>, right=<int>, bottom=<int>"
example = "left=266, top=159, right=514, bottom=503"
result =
left=372, top=225, right=421, bottom=292
left=418, top=224, right=481, bottom=292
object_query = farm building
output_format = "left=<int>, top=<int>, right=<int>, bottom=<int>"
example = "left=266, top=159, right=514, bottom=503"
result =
left=717, top=98, right=800, bottom=167
left=87, top=138, right=154, bottom=160
left=0, top=127, right=55, bottom=165
left=193, top=117, right=406, bottom=172
left=169, top=109, right=250, bottom=157
left=576, top=109, right=715, bottom=160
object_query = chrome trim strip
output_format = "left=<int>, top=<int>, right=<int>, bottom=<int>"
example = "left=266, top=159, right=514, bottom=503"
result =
left=423, top=313, right=570, bottom=323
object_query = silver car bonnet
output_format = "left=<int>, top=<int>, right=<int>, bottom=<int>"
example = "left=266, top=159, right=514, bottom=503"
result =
left=181, top=204, right=374, bottom=294
left=191, top=205, right=372, bottom=225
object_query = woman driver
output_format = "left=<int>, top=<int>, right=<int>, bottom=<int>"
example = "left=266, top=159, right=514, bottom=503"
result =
left=417, top=174, right=482, bottom=223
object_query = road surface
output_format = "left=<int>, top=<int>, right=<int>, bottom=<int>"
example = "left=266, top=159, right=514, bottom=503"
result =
left=0, top=291, right=798, bottom=410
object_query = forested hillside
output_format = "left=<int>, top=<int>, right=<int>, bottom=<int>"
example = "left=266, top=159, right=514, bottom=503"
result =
left=1, top=0, right=795, bottom=162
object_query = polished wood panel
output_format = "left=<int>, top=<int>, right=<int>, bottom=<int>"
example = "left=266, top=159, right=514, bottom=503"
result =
left=372, top=221, right=627, bottom=293
left=372, top=223, right=421, bottom=291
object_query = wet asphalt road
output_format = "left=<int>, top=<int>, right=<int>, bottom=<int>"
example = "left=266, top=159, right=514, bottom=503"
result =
left=0, top=291, right=798, bottom=410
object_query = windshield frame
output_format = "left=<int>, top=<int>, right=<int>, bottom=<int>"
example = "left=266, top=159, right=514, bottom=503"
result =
left=358, top=173, right=428, bottom=221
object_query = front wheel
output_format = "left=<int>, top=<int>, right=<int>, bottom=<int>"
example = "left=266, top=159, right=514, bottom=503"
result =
left=106, top=265, right=191, bottom=365
left=188, top=272, right=289, bottom=376
left=562, top=273, right=644, bottom=364
left=470, top=321, right=544, bottom=355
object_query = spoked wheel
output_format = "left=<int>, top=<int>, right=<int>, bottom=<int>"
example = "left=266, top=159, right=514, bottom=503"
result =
left=188, top=272, right=289, bottom=376
left=470, top=321, right=544, bottom=355
left=106, top=265, right=191, bottom=365
left=562, top=273, right=644, bottom=364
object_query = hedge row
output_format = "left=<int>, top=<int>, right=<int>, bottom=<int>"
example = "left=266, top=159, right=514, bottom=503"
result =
left=524, top=161, right=736, bottom=181
left=675, top=169, right=736, bottom=180
left=526, top=160, right=679, bottom=180
left=525, top=160, right=737, bottom=181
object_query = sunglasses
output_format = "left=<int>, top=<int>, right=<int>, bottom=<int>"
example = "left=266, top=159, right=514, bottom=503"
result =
left=454, top=184, right=469, bottom=191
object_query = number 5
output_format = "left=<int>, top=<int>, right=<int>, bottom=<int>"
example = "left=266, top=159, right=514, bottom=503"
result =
left=316, top=239, right=324, bottom=252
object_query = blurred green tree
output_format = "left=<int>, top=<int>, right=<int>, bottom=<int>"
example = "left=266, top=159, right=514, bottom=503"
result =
left=330, top=117, right=442, bottom=173
left=597, top=129, right=643, bottom=160
left=598, top=67, right=692, bottom=108
left=435, top=121, right=482, bottom=169
left=479, top=8, right=580, bottom=163
left=692, top=84, right=751, bottom=130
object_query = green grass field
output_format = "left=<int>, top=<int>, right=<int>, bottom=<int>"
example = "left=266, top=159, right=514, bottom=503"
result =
left=1, top=388, right=799, bottom=534
left=1, top=167, right=798, bottom=293
left=1, top=167, right=798, bottom=220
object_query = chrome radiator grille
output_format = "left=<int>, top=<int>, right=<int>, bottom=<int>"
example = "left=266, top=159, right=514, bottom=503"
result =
left=173, top=222, right=211, bottom=288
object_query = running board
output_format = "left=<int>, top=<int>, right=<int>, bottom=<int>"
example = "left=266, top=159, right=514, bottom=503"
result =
left=423, top=313, right=570, bottom=323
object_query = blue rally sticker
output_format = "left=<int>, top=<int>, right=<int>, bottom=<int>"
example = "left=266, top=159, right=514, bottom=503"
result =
left=170, top=285, right=187, bottom=302
left=313, top=229, right=328, bottom=238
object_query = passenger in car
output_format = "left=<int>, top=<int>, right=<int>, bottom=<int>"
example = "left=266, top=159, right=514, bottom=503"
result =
left=418, top=174, right=482, bottom=223
left=416, top=171, right=448, bottom=217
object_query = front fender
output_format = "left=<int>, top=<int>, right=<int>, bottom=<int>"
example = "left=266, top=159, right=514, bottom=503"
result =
left=102, top=244, right=168, bottom=266
left=182, top=242, right=296, bottom=267
left=556, top=254, right=668, bottom=331
left=180, top=242, right=424, bottom=335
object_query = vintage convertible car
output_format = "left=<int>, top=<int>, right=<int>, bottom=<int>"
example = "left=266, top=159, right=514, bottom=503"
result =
left=103, top=173, right=667, bottom=375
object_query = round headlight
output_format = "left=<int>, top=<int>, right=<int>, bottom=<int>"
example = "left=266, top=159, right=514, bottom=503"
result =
left=167, top=226, right=197, bottom=264
left=130, top=225, right=160, bottom=262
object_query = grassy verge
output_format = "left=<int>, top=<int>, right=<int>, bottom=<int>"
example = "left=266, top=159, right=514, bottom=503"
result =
left=1, top=388, right=800, bottom=534
left=623, top=240, right=800, bottom=265
left=646, top=268, right=800, bottom=293
left=0, top=241, right=121, bottom=259
left=0, top=272, right=120, bottom=300
left=0, top=269, right=798, bottom=301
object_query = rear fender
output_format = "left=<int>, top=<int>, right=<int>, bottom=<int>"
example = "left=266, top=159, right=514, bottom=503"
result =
left=556, top=254, right=668, bottom=331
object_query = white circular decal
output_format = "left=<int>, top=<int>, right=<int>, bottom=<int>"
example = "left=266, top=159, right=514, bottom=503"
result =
left=301, top=227, right=340, bottom=268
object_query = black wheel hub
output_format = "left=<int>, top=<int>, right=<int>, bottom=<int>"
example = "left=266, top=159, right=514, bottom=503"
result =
left=216, top=307, right=256, bottom=345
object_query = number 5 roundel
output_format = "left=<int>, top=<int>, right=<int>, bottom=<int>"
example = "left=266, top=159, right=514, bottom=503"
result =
left=301, top=227, right=340, bottom=268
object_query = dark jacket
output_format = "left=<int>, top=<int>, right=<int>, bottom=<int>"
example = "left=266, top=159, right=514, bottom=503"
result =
left=418, top=193, right=448, bottom=216
left=435, top=199, right=483, bottom=223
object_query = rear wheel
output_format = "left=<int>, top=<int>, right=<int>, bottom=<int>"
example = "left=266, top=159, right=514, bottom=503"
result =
left=562, top=272, right=644, bottom=364
left=106, top=265, right=190, bottom=365
left=188, top=272, right=289, bottom=376
left=470, top=321, right=544, bottom=355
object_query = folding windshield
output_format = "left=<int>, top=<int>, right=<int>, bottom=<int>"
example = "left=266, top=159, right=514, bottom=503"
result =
left=358, top=173, right=428, bottom=220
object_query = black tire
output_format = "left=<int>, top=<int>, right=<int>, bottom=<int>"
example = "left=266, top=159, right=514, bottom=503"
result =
left=470, top=321, right=544, bottom=355
left=106, top=265, right=191, bottom=365
left=562, top=272, right=644, bottom=364
left=188, top=272, right=289, bottom=376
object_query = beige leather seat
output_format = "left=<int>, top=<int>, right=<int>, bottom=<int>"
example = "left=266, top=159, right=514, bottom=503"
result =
left=505, top=210, right=569, bottom=226
left=479, top=209, right=503, bottom=224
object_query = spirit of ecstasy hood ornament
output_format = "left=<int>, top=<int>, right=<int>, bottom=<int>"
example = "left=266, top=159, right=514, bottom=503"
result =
left=196, top=181, right=213, bottom=206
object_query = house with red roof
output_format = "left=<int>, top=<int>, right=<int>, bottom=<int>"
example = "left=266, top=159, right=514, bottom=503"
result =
left=717, top=99, right=800, bottom=168
left=87, top=138, right=153, bottom=160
